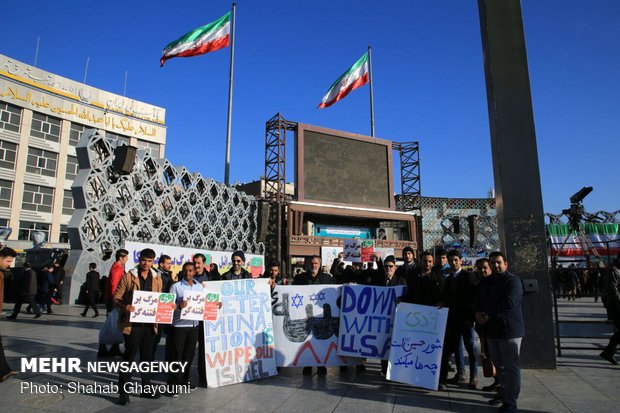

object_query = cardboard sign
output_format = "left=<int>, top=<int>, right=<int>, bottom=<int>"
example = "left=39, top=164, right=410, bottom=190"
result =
left=387, top=303, right=448, bottom=391
left=181, top=291, right=220, bottom=321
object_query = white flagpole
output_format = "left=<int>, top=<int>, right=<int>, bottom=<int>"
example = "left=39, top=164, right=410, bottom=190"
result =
left=368, top=45, right=375, bottom=137
left=224, top=3, right=236, bottom=185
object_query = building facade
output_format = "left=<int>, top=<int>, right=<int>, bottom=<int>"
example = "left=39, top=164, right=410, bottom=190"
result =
left=0, top=53, right=166, bottom=249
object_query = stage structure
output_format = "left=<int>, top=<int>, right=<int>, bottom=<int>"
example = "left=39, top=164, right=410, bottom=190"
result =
left=65, top=129, right=264, bottom=303
left=262, top=113, right=421, bottom=272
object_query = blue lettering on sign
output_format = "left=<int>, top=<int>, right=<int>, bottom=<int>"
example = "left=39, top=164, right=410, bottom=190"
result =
left=342, top=286, right=397, bottom=315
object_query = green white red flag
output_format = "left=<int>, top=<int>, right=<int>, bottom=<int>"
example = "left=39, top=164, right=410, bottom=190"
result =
left=548, top=223, right=620, bottom=256
left=318, top=52, right=369, bottom=108
left=160, top=12, right=231, bottom=67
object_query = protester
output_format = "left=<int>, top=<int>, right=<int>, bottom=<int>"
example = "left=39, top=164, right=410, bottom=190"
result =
left=98, top=249, right=128, bottom=358
left=209, top=263, right=221, bottom=281
left=379, top=255, right=406, bottom=375
left=82, top=262, right=100, bottom=317
left=439, top=250, right=479, bottom=390
left=293, top=255, right=334, bottom=375
left=8, top=262, right=40, bottom=319
left=434, top=248, right=451, bottom=277
left=221, top=251, right=252, bottom=280
left=113, top=248, right=162, bottom=405
left=154, top=254, right=174, bottom=359
left=193, top=253, right=211, bottom=282
left=599, top=252, right=620, bottom=365
left=475, top=251, right=524, bottom=413
left=474, top=258, right=499, bottom=392
left=168, top=262, right=203, bottom=396
left=0, top=247, right=18, bottom=383
left=264, top=260, right=287, bottom=287
left=402, top=251, right=444, bottom=306
left=395, top=246, right=416, bottom=280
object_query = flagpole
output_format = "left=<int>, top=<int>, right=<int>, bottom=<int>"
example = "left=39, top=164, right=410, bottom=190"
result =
left=224, top=2, right=236, bottom=186
left=368, top=45, right=375, bottom=137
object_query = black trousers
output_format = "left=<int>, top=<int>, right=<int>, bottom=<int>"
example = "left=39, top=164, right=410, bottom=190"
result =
left=118, top=325, right=156, bottom=395
left=0, top=332, right=11, bottom=378
left=604, top=312, right=620, bottom=353
left=12, top=295, right=40, bottom=317
left=83, top=292, right=98, bottom=315
left=169, top=326, right=199, bottom=386
left=197, top=322, right=206, bottom=384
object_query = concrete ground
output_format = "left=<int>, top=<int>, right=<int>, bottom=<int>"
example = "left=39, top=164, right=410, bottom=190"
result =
left=0, top=297, right=617, bottom=412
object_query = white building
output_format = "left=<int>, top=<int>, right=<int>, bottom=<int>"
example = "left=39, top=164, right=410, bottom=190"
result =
left=0, top=53, right=166, bottom=250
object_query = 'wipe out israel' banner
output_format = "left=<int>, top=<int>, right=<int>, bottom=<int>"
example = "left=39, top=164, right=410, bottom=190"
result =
left=273, top=285, right=354, bottom=367
left=337, top=285, right=405, bottom=359
left=203, top=278, right=277, bottom=387
left=387, top=303, right=448, bottom=391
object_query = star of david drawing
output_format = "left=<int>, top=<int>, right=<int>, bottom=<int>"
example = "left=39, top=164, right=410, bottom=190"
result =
left=291, top=293, right=304, bottom=308
left=309, top=293, right=318, bottom=302
left=316, top=291, right=326, bottom=301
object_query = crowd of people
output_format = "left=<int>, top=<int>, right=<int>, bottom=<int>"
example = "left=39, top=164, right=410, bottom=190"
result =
left=1, top=245, right=619, bottom=413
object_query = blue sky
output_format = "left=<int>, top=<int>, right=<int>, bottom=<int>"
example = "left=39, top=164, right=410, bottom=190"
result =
left=1, top=0, right=618, bottom=214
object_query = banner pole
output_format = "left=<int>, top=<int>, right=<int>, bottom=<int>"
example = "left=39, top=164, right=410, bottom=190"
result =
left=368, top=45, right=375, bottom=138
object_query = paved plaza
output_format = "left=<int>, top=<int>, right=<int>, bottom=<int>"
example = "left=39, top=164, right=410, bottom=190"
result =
left=0, top=298, right=618, bottom=413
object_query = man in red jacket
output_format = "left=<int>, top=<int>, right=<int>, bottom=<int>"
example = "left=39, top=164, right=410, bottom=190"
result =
left=98, top=249, right=129, bottom=358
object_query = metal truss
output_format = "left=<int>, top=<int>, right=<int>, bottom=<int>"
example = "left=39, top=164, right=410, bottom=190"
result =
left=393, top=142, right=421, bottom=212
left=264, top=113, right=297, bottom=266
left=66, top=129, right=264, bottom=301
left=546, top=210, right=620, bottom=225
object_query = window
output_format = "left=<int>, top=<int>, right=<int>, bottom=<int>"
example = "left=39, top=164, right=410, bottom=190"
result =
left=22, top=184, right=54, bottom=213
left=106, top=132, right=130, bottom=146
left=0, top=180, right=12, bottom=208
left=26, top=147, right=58, bottom=177
left=30, top=112, right=61, bottom=142
left=69, top=123, right=85, bottom=146
left=0, top=102, right=21, bottom=133
left=0, top=140, right=18, bottom=170
left=18, top=221, right=50, bottom=241
left=59, top=224, right=69, bottom=243
left=136, top=139, right=160, bottom=158
left=62, top=190, right=74, bottom=215
left=0, top=218, right=8, bottom=228
left=66, top=155, right=79, bottom=180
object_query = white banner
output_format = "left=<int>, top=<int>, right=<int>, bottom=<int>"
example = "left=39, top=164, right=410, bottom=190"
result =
left=387, top=303, right=448, bottom=391
left=124, top=241, right=265, bottom=278
left=272, top=285, right=355, bottom=367
left=337, top=285, right=405, bottom=359
left=202, top=278, right=277, bottom=387
left=180, top=291, right=220, bottom=321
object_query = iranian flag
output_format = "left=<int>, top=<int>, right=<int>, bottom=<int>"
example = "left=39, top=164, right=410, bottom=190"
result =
left=160, top=12, right=231, bottom=67
left=548, top=223, right=620, bottom=256
left=318, top=52, right=369, bottom=108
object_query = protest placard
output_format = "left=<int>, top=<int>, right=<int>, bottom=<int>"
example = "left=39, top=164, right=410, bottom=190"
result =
left=180, top=291, right=220, bottom=321
left=273, top=285, right=355, bottom=367
left=130, top=291, right=176, bottom=324
left=387, top=303, right=448, bottom=391
left=360, top=240, right=375, bottom=262
left=337, top=285, right=405, bottom=359
left=343, top=239, right=361, bottom=263
left=202, top=278, right=277, bottom=387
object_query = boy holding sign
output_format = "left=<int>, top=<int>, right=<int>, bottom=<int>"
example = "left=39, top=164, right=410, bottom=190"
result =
left=113, top=248, right=163, bottom=405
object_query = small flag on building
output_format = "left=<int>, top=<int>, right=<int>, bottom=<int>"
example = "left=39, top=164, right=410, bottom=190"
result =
left=160, top=11, right=231, bottom=67
left=318, top=52, right=369, bottom=108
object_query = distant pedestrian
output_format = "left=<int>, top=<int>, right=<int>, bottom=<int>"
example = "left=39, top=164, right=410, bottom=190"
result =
left=52, top=261, right=65, bottom=304
left=7, top=262, right=41, bottom=319
left=0, top=247, right=18, bottom=383
left=81, top=263, right=100, bottom=317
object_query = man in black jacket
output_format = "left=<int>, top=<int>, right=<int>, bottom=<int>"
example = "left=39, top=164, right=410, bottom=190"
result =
left=82, top=263, right=100, bottom=317
left=8, top=262, right=41, bottom=319
left=439, top=250, right=479, bottom=390
left=402, top=251, right=444, bottom=307
left=53, top=262, right=65, bottom=305
left=221, top=251, right=252, bottom=280
left=600, top=253, right=620, bottom=365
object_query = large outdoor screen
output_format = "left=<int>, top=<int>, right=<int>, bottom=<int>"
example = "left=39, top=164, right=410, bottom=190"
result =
left=300, top=129, right=392, bottom=208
